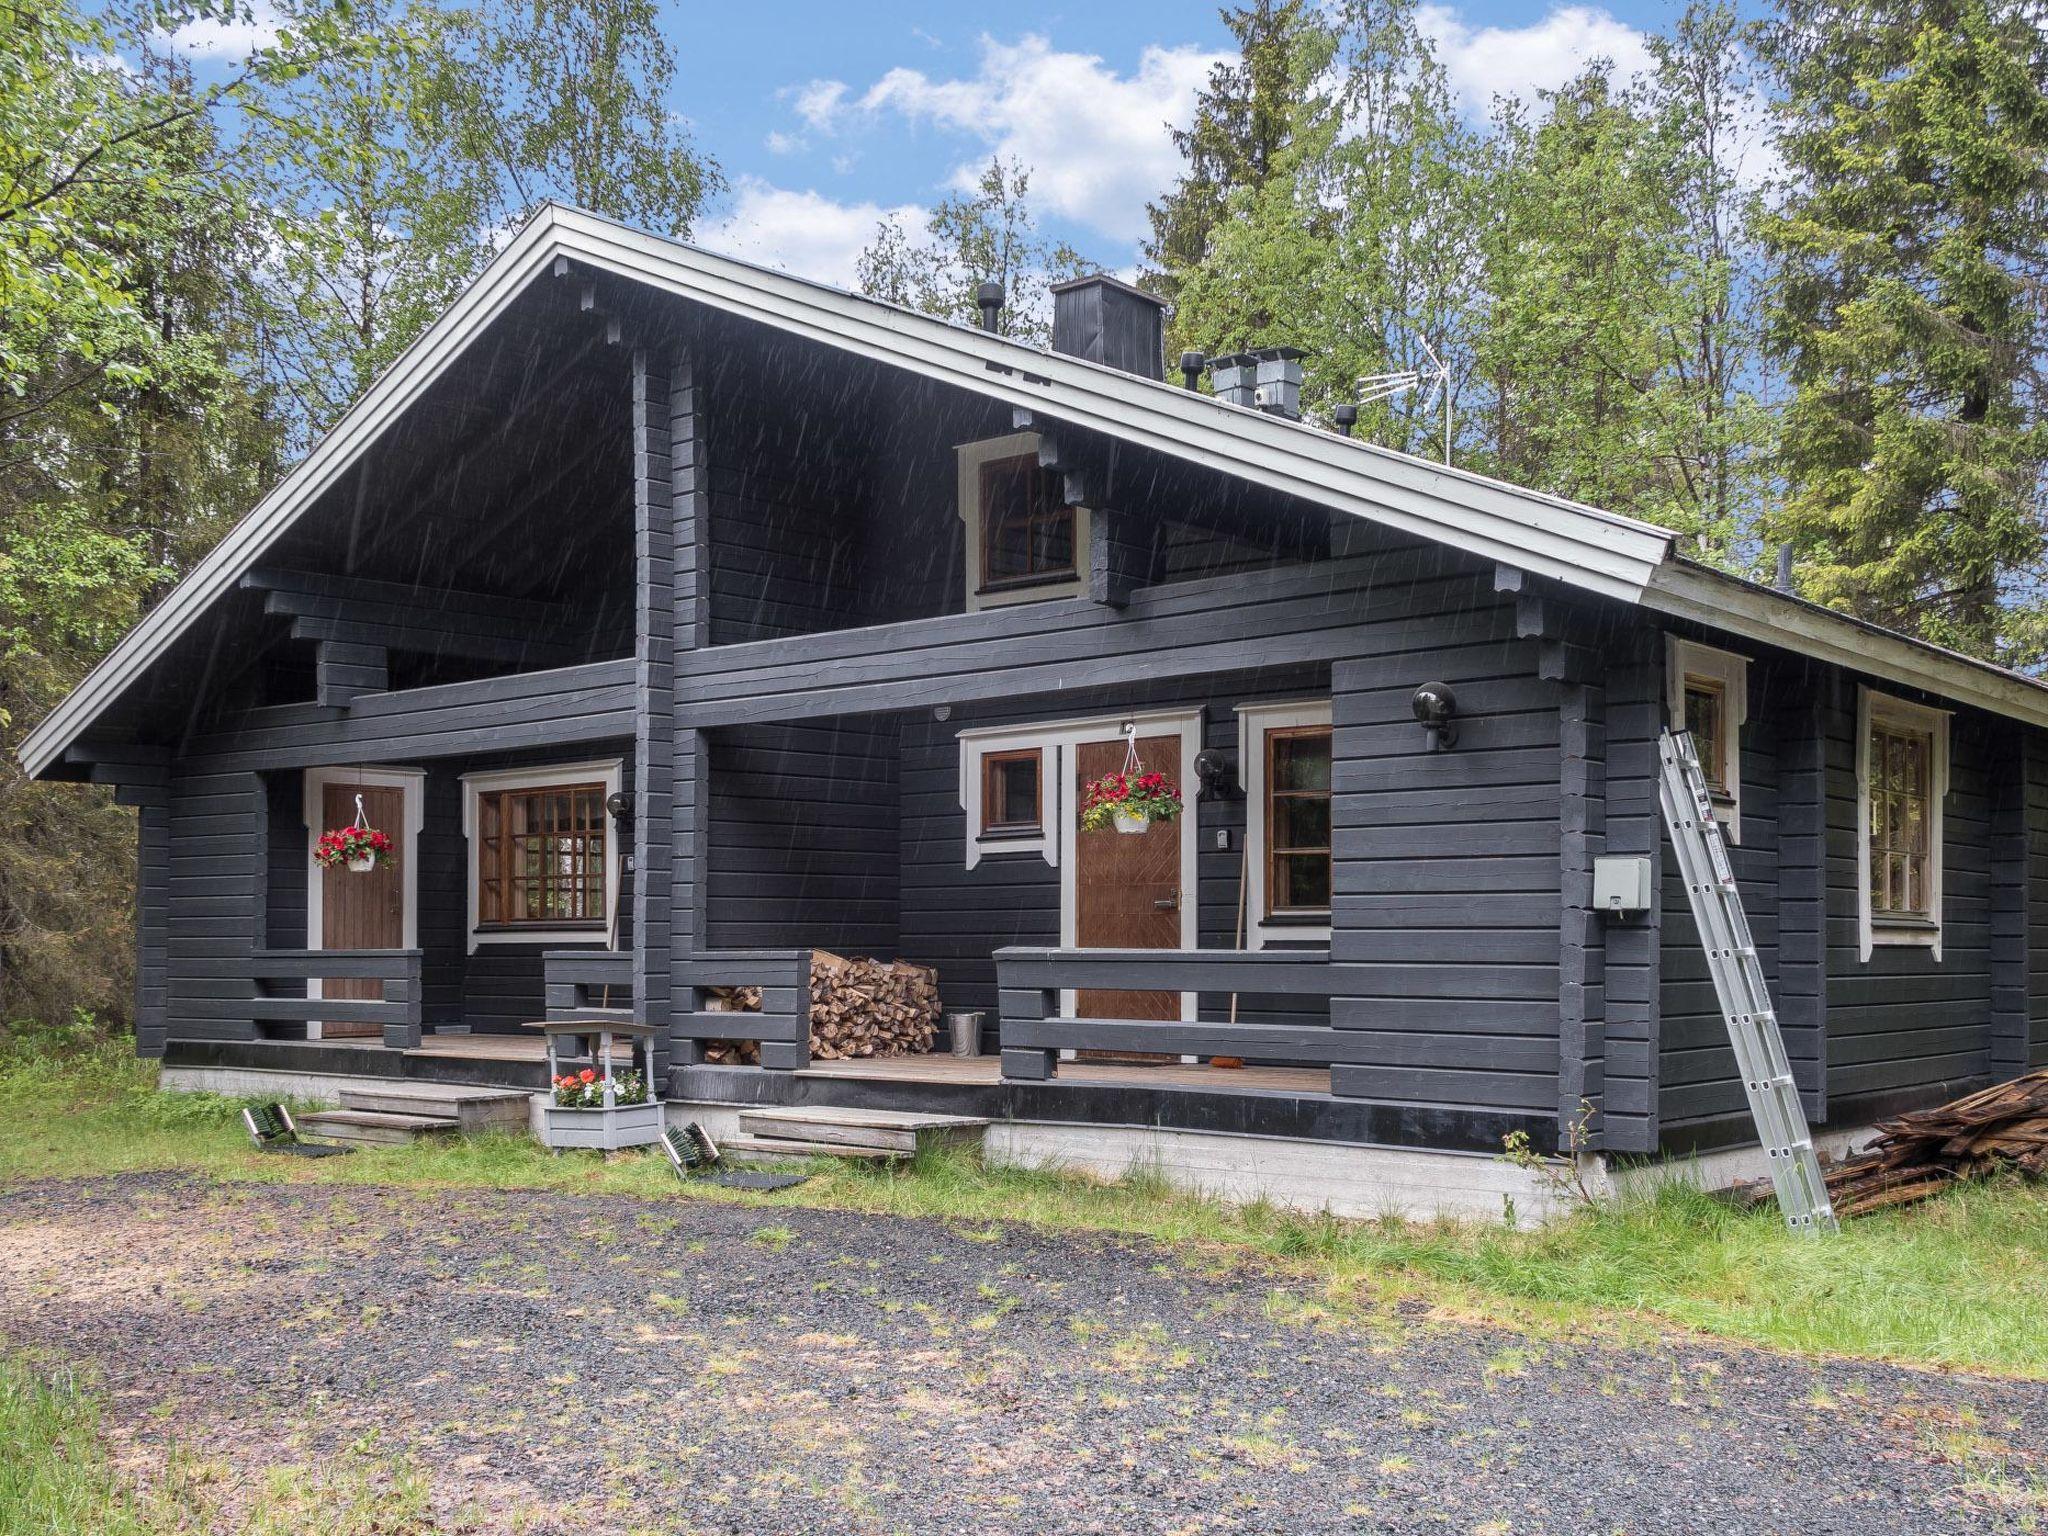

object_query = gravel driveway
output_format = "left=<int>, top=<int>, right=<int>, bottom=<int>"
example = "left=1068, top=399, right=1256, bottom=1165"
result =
left=0, top=1172, right=2040, bottom=1535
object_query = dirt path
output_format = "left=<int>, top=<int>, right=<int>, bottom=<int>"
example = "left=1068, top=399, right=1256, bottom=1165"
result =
left=0, top=1173, right=2040, bottom=1535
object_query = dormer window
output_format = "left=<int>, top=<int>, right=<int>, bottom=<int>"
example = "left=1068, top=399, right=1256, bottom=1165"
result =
left=957, top=432, right=1089, bottom=612
left=980, top=455, right=1075, bottom=591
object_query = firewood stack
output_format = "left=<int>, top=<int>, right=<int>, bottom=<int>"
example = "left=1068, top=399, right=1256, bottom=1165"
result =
left=1791, top=1070, right=2048, bottom=1218
left=699, top=985, right=762, bottom=1065
left=807, top=949, right=939, bottom=1060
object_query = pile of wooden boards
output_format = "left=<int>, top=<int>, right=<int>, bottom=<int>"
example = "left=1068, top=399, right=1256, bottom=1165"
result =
left=808, top=950, right=939, bottom=1060
left=1813, top=1070, right=2048, bottom=1217
left=694, top=953, right=940, bottom=1063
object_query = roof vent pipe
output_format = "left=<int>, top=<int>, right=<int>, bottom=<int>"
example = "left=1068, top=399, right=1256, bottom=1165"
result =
left=1333, top=403, right=1359, bottom=437
left=1210, top=347, right=1308, bottom=420
left=1775, top=543, right=1795, bottom=594
left=975, top=280, right=1005, bottom=333
left=1180, top=351, right=1206, bottom=391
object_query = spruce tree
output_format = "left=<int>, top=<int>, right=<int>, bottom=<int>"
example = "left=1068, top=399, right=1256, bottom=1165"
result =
left=1760, top=0, right=2048, bottom=656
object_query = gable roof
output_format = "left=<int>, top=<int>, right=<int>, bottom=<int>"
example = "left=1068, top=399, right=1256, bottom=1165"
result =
left=20, top=203, right=2048, bottom=778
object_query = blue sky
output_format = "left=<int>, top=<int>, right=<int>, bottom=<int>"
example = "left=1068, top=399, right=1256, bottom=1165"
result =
left=173, top=3, right=1703, bottom=283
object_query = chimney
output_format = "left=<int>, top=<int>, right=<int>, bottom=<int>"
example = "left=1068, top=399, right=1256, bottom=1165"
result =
left=1209, top=347, right=1307, bottom=420
left=1050, top=273, right=1167, bottom=380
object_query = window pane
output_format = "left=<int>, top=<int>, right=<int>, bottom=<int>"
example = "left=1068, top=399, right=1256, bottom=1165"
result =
left=1275, top=794, right=1330, bottom=852
left=986, top=753, right=1040, bottom=831
left=981, top=456, right=1074, bottom=585
left=1271, top=732, right=1332, bottom=792
left=1274, top=853, right=1331, bottom=911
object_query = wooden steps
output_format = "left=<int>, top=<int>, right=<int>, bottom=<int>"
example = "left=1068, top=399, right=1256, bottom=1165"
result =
left=727, top=1106, right=986, bottom=1163
left=298, top=1084, right=532, bottom=1146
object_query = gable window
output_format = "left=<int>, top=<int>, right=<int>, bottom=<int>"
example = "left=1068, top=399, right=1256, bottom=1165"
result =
left=1856, top=689, right=1949, bottom=960
left=1666, top=638, right=1748, bottom=841
left=1238, top=701, right=1333, bottom=946
left=957, top=432, right=1090, bottom=612
left=980, top=456, right=1075, bottom=590
left=981, top=748, right=1043, bottom=837
left=461, top=759, right=622, bottom=950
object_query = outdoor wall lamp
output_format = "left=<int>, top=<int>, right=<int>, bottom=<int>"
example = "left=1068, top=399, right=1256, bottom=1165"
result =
left=1412, top=681, right=1459, bottom=751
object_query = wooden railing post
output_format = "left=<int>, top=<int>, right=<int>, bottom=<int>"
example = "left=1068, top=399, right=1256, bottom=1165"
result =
left=999, top=980, right=1057, bottom=1080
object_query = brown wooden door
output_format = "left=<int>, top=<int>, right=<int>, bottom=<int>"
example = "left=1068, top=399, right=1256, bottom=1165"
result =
left=1074, top=736, right=1182, bottom=1032
left=318, top=782, right=405, bottom=1038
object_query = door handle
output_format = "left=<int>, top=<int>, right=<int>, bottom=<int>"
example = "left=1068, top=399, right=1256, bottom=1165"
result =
left=1153, top=890, right=1179, bottom=912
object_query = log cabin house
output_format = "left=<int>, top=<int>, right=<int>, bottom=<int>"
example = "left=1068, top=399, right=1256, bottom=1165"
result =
left=21, top=205, right=2048, bottom=1216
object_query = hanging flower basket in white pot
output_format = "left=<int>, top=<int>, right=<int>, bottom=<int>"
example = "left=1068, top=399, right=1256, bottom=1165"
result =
left=314, top=824, right=392, bottom=874
left=1080, top=727, right=1184, bottom=836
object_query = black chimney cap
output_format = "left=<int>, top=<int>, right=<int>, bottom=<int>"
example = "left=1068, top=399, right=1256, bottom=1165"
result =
left=1333, top=403, right=1359, bottom=437
left=975, top=280, right=1005, bottom=333
left=1179, top=351, right=1205, bottom=390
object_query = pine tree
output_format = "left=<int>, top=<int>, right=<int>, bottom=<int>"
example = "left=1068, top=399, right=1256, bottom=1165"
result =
left=1759, top=0, right=2048, bottom=656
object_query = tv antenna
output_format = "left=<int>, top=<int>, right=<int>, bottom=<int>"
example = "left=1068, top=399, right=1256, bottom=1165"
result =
left=1356, top=335, right=1453, bottom=465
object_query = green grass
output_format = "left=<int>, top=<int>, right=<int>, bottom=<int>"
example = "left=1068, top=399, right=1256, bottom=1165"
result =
left=0, top=1355, right=448, bottom=1535
left=4, top=1038, right=2047, bottom=1377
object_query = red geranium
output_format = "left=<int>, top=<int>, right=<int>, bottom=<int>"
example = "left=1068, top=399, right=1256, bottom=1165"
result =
left=1079, top=766, right=1182, bottom=832
left=313, top=825, right=392, bottom=868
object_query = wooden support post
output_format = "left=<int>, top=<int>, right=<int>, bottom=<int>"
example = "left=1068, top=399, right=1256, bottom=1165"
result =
left=1558, top=680, right=1606, bottom=1143
left=1990, top=721, right=2031, bottom=1082
left=315, top=640, right=387, bottom=708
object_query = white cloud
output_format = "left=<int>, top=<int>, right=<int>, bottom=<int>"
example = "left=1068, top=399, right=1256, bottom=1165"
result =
left=787, top=79, right=851, bottom=133
left=162, top=1, right=281, bottom=60
left=764, top=130, right=807, bottom=156
left=788, top=34, right=1225, bottom=245
left=700, top=176, right=928, bottom=289
left=1416, top=4, right=1655, bottom=116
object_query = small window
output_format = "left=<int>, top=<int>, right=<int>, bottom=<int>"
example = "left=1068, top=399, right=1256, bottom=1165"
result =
left=1666, top=638, right=1747, bottom=840
left=1684, top=677, right=1729, bottom=793
left=1868, top=722, right=1932, bottom=920
left=1857, top=688, right=1948, bottom=960
left=1266, top=725, right=1333, bottom=918
left=980, top=455, right=1075, bottom=591
left=475, top=782, right=608, bottom=929
left=981, top=748, right=1042, bottom=836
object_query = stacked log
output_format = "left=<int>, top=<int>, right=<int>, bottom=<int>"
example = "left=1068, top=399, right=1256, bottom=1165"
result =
left=699, top=985, right=762, bottom=1065
left=1817, top=1071, right=2048, bottom=1217
left=1736, top=1070, right=2048, bottom=1217
left=808, top=949, right=939, bottom=1060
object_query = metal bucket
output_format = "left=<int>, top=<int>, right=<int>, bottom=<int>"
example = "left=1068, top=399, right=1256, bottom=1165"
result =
left=946, top=1010, right=984, bottom=1058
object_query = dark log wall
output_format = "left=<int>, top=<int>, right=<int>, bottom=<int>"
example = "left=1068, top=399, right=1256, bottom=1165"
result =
left=1325, top=570, right=1562, bottom=1136
left=706, top=720, right=901, bottom=955
left=1655, top=644, right=2020, bottom=1149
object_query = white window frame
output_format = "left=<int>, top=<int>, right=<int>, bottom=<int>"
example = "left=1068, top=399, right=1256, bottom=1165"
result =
left=957, top=431, right=1090, bottom=612
left=1856, top=688, right=1949, bottom=962
left=460, top=758, right=623, bottom=954
left=959, top=731, right=1056, bottom=869
left=1666, top=637, right=1748, bottom=844
left=1237, top=701, right=1334, bottom=948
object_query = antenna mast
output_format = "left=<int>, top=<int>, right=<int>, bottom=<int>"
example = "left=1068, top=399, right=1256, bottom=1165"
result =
left=1355, top=337, right=1453, bottom=465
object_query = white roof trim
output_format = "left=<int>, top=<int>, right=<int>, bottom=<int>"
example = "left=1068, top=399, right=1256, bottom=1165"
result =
left=22, top=203, right=2048, bottom=774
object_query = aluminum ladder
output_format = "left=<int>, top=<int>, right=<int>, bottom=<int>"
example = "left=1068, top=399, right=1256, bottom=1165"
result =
left=1656, top=729, right=1839, bottom=1234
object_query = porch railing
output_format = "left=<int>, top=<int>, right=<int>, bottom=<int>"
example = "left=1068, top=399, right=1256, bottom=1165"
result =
left=249, top=948, right=424, bottom=1049
left=543, top=950, right=633, bottom=1021
left=993, top=947, right=1345, bottom=1080
left=674, top=950, right=812, bottom=1070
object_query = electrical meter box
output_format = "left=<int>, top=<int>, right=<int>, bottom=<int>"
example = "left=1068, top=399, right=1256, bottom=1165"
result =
left=1592, top=855, right=1653, bottom=916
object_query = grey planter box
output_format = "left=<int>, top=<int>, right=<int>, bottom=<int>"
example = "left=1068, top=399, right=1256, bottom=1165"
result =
left=538, top=1098, right=664, bottom=1151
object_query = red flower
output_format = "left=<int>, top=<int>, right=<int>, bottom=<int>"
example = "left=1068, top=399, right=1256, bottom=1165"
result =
left=579, top=1068, right=596, bottom=1083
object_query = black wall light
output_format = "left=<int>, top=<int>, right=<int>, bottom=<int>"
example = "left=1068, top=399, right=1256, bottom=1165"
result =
left=1193, top=748, right=1240, bottom=801
left=1412, top=681, right=1458, bottom=751
left=605, top=791, right=634, bottom=828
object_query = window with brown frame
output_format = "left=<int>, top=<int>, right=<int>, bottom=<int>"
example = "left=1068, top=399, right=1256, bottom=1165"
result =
left=1684, top=675, right=1730, bottom=794
left=981, top=749, right=1042, bottom=837
left=979, top=454, right=1075, bottom=591
left=1868, top=721, right=1934, bottom=921
left=474, top=782, right=608, bottom=929
left=1266, top=725, right=1332, bottom=918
